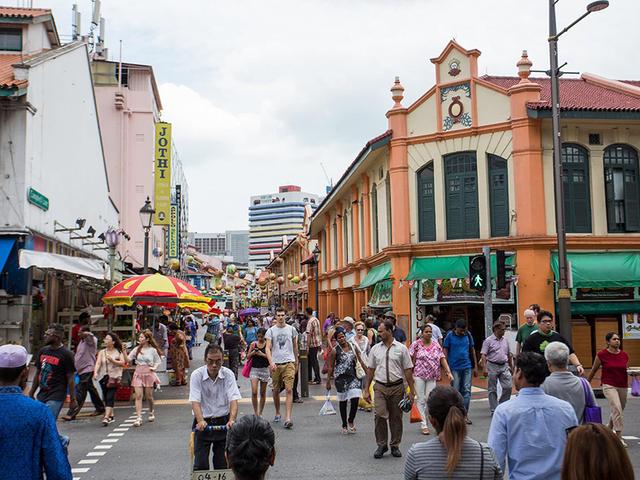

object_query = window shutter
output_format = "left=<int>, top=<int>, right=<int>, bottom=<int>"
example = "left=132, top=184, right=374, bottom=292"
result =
left=562, top=144, right=592, bottom=233
left=445, top=152, right=479, bottom=239
left=604, top=168, right=617, bottom=232
left=488, top=155, right=509, bottom=237
left=624, top=168, right=640, bottom=231
left=418, top=164, right=436, bottom=241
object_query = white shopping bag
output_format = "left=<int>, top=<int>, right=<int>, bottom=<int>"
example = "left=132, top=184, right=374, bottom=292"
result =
left=319, top=390, right=336, bottom=416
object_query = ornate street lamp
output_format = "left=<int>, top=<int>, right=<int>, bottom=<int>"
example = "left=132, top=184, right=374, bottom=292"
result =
left=312, top=244, right=321, bottom=317
left=139, top=197, right=155, bottom=274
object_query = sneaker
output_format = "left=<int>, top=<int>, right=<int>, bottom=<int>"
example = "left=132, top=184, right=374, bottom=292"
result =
left=133, top=417, right=142, bottom=427
left=273, top=415, right=281, bottom=423
left=148, top=412, right=155, bottom=422
left=283, top=420, right=293, bottom=429
left=465, top=417, right=473, bottom=425
left=373, top=445, right=388, bottom=459
left=391, top=446, right=402, bottom=458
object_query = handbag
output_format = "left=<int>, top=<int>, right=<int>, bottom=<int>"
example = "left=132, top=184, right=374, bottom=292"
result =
left=104, top=350, right=121, bottom=389
left=580, top=377, right=602, bottom=424
left=241, top=342, right=255, bottom=378
left=632, top=376, right=640, bottom=397
left=350, top=344, right=366, bottom=380
left=204, top=332, right=214, bottom=343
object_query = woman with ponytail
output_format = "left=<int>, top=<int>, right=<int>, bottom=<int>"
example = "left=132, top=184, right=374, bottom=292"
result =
left=225, top=415, right=275, bottom=480
left=404, top=386, right=501, bottom=479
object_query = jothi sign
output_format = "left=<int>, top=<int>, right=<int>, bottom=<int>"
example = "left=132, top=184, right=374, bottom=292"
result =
left=154, top=122, right=172, bottom=225
left=168, top=205, right=178, bottom=258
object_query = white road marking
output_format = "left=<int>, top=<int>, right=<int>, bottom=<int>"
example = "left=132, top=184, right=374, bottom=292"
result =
left=87, top=451, right=107, bottom=457
left=101, top=438, right=119, bottom=443
left=622, top=435, right=639, bottom=440
left=94, top=445, right=112, bottom=450
left=71, top=468, right=90, bottom=473
left=107, top=433, right=125, bottom=437
left=113, top=428, right=129, bottom=432
left=79, top=459, right=99, bottom=465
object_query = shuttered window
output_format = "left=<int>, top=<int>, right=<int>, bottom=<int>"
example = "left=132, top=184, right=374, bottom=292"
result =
left=444, top=152, right=479, bottom=239
left=343, top=211, right=349, bottom=265
left=417, top=163, right=436, bottom=241
left=562, top=144, right=592, bottom=233
left=488, top=155, right=510, bottom=237
left=604, top=144, right=640, bottom=232
left=371, top=183, right=379, bottom=253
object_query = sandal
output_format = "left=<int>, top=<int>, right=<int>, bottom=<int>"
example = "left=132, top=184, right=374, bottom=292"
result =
left=421, top=427, right=430, bottom=435
left=341, top=427, right=348, bottom=435
left=348, top=424, right=356, bottom=434
left=102, top=417, right=110, bottom=427
left=148, top=412, right=155, bottom=422
left=133, top=416, right=142, bottom=427
left=283, top=420, right=293, bottom=429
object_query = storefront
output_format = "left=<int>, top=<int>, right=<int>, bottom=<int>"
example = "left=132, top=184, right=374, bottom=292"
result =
left=357, top=261, right=392, bottom=314
left=551, top=252, right=640, bottom=367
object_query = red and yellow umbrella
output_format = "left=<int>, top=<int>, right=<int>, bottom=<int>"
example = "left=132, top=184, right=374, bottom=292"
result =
left=103, top=274, right=209, bottom=306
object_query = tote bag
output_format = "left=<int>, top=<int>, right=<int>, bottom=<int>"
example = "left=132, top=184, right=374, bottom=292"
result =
left=580, top=377, right=602, bottom=424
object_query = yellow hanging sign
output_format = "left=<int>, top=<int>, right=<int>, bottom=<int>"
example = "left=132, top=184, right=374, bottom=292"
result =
left=154, top=122, right=172, bottom=225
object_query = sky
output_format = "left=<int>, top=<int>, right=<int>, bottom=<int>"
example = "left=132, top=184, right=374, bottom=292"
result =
left=33, top=0, right=640, bottom=232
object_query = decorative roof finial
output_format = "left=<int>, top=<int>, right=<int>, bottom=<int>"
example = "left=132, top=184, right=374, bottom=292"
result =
left=517, top=50, right=533, bottom=83
left=390, top=76, right=405, bottom=108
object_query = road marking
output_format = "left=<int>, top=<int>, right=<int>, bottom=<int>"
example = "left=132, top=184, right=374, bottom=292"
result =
left=87, top=451, right=106, bottom=457
left=79, top=459, right=99, bottom=465
left=94, top=445, right=112, bottom=450
left=71, top=468, right=90, bottom=473
left=107, top=432, right=125, bottom=437
left=623, top=435, right=639, bottom=440
left=101, top=438, right=119, bottom=443
left=113, top=428, right=129, bottom=432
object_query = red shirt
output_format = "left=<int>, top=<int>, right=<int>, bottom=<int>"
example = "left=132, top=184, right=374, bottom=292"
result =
left=597, top=349, right=629, bottom=388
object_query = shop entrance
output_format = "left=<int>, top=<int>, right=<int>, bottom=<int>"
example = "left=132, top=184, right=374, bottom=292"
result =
left=571, top=314, right=640, bottom=368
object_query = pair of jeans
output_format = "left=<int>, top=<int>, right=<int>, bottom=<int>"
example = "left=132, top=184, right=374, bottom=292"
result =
left=66, top=372, right=105, bottom=418
left=451, top=368, right=472, bottom=415
left=308, top=346, right=321, bottom=382
left=45, top=399, right=64, bottom=419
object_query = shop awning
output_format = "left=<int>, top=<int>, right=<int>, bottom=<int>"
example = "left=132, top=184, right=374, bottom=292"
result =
left=406, top=254, right=514, bottom=281
left=551, top=252, right=640, bottom=288
left=0, top=238, right=16, bottom=273
left=19, top=249, right=108, bottom=280
left=358, top=261, right=391, bottom=289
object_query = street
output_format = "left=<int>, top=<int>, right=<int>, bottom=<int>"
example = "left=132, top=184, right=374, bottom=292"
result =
left=59, top=337, right=640, bottom=480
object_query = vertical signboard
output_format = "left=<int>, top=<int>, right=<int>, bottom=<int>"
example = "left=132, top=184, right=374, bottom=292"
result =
left=154, top=122, right=172, bottom=225
left=175, top=184, right=182, bottom=259
left=168, top=205, right=178, bottom=258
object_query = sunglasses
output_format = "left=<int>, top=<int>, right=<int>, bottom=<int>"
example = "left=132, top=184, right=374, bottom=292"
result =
left=356, top=329, right=364, bottom=332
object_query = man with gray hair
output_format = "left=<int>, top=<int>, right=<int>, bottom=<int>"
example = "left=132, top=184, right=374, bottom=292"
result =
left=542, top=341, right=593, bottom=423
left=515, top=308, right=537, bottom=356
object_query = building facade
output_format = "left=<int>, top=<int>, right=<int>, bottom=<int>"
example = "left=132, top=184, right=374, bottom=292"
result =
left=249, top=185, right=320, bottom=268
left=189, top=232, right=227, bottom=256
left=0, top=8, right=118, bottom=348
left=310, top=41, right=640, bottom=366
left=226, top=230, right=249, bottom=264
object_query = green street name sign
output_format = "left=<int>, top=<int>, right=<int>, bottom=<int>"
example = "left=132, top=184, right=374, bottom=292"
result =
left=27, top=187, right=49, bottom=211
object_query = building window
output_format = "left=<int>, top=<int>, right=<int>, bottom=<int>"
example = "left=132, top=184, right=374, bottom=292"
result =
left=417, top=162, right=436, bottom=241
left=371, top=183, right=379, bottom=253
left=385, top=174, right=392, bottom=245
left=562, top=144, right=592, bottom=233
left=332, top=220, right=338, bottom=269
left=488, top=154, right=510, bottom=237
left=321, top=230, right=327, bottom=272
left=253, top=200, right=261, bottom=205
left=444, top=152, right=479, bottom=239
left=359, top=194, right=365, bottom=255
left=604, top=144, right=640, bottom=232
left=0, top=28, right=22, bottom=52
left=343, top=212, right=349, bottom=265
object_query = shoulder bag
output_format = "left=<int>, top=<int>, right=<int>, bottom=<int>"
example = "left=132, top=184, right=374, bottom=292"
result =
left=350, top=344, right=366, bottom=380
left=105, top=350, right=121, bottom=389
left=580, top=377, right=602, bottom=424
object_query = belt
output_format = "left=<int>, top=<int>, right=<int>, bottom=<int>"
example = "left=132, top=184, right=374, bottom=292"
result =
left=275, top=362, right=294, bottom=366
left=488, top=361, right=507, bottom=365
left=203, top=414, right=229, bottom=424
left=380, top=379, right=403, bottom=388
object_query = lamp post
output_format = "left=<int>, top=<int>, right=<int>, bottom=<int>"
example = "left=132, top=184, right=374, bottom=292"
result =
left=139, top=197, right=155, bottom=274
left=548, top=0, right=608, bottom=343
left=312, top=245, right=321, bottom=318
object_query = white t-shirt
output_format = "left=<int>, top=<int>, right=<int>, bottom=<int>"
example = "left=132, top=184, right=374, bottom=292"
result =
left=266, top=324, right=298, bottom=364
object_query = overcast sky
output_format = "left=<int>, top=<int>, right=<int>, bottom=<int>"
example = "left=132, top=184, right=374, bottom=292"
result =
left=35, top=0, right=640, bottom=232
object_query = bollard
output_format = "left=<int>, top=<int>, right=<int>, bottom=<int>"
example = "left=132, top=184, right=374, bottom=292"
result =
left=300, top=351, right=309, bottom=398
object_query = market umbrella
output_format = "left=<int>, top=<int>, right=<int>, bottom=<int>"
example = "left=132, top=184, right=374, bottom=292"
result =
left=103, top=273, right=210, bottom=307
left=239, top=307, right=259, bottom=316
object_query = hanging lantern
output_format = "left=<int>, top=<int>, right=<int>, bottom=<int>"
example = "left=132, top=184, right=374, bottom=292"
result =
left=225, top=285, right=233, bottom=293
left=226, top=264, right=237, bottom=275
left=214, top=270, right=224, bottom=278
left=300, top=272, right=307, bottom=281
left=269, top=273, right=276, bottom=281
left=239, top=271, right=246, bottom=279
left=186, top=255, right=194, bottom=264
left=277, top=276, right=285, bottom=285
left=287, top=273, right=293, bottom=280
left=169, top=258, right=180, bottom=271
left=291, top=275, right=300, bottom=284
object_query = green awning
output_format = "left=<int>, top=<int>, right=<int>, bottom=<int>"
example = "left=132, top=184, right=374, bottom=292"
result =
left=369, top=279, right=393, bottom=307
left=358, top=261, right=391, bottom=289
left=406, top=254, right=514, bottom=281
left=569, top=301, right=640, bottom=315
left=551, top=252, right=640, bottom=288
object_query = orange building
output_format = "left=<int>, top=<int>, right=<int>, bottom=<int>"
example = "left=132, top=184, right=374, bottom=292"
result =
left=309, top=41, right=640, bottom=366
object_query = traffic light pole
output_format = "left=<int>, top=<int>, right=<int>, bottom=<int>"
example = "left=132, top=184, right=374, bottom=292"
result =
left=483, top=246, right=493, bottom=339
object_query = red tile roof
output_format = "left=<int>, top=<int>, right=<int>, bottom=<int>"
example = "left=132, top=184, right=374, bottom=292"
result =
left=0, top=7, right=50, bottom=18
left=0, top=54, right=28, bottom=89
left=482, top=75, right=640, bottom=112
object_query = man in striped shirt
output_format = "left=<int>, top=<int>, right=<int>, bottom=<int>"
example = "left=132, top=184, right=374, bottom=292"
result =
left=304, top=307, right=322, bottom=384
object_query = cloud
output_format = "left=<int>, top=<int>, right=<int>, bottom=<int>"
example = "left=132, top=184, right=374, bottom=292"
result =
left=37, top=0, right=640, bottom=231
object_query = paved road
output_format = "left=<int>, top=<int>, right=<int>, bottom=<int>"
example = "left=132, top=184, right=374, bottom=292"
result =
left=59, top=337, right=640, bottom=480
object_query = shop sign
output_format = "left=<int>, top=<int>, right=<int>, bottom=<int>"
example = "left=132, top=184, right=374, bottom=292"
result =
left=575, top=287, right=635, bottom=301
left=368, top=279, right=392, bottom=307
left=27, top=187, right=49, bottom=211
left=419, top=278, right=513, bottom=305
left=153, top=122, right=172, bottom=225
left=168, top=205, right=178, bottom=258
left=623, top=313, right=640, bottom=340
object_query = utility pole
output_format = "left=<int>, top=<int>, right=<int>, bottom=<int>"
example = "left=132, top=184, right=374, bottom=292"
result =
left=483, top=246, right=493, bottom=339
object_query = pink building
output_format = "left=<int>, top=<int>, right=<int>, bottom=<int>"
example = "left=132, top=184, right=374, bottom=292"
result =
left=91, top=60, right=164, bottom=271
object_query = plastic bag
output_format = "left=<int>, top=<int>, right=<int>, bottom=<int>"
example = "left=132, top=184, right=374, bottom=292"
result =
left=632, top=377, right=640, bottom=397
left=319, top=390, right=336, bottom=416
left=410, top=402, right=422, bottom=423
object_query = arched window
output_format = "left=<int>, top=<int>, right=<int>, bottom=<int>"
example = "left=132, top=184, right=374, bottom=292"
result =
left=332, top=220, right=338, bottom=269
left=488, top=155, right=510, bottom=237
left=385, top=174, right=392, bottom=245
left=371, top=183, right=379, bottom=253
left=343, top=211, right=349, bottom=265
left=604, top=144, right=640, bottom=232
left=444, top=152, right=479, bottom=239
left=562, top=144, right=592, bottom=233
left=321, top=230, right=327, bottom=272
left=359, top=194, right=365, bottom=255
left=417, top=162, right=436, bottom=241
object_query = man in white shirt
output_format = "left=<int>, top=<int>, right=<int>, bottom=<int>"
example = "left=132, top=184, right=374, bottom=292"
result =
left=189, top=344, right=241, bottom=471
left=265, top=307, right=299, bottom=429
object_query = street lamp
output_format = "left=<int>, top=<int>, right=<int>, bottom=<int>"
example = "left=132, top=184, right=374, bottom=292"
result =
left=139, top=197, right=155, bottom=274
left=548, top=0, right=608, bottom=343
left=312, top=244, right=321, bottom=318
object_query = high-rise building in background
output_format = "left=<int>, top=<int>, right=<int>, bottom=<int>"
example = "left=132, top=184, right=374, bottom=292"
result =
left=226, top=230, right=249, bottom=264
left=188, top=232, right=227, bottom=256
left=249, top=185, right=321, bottom=268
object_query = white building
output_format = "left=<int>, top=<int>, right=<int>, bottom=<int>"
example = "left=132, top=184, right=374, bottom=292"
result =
left=0, top=7, right=118, bottom=348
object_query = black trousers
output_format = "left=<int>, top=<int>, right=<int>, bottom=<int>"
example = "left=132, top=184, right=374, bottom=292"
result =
left=193, top=417, right=228, bottom=471
left=67, top=372, right=105, bottom=417
left=308, top=346, right=321, bottom=382
left=98, top=376, right=117, bottom=408
left=227, top=349, right=240, bottom=379
left=339, top=397, right=359, bottom=428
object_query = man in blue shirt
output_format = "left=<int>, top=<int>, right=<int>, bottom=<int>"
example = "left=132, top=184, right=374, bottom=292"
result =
left=488, top=352, right=578, bottom=480
left=443, top=318, right=478, bottom=424
left=0, top=344, right=72, bottom=480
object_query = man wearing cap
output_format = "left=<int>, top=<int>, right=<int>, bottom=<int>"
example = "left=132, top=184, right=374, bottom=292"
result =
left=342, top=316, right=356, bottom=343
left=0, top=344, right=72, bottom=479
left=29, top=323, right=77, bottom=419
